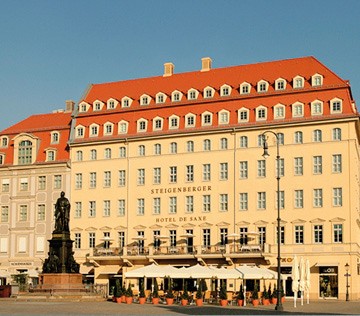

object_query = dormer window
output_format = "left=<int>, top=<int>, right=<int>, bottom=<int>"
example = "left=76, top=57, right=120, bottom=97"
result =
left=202, top=112, right=212, bottom=126
left=188, top=88, right=199, bottom=100
left=153, top=117, right=163, bottom=131
left=93, top=100, right=104, bottom=111
left=0, top=154, right=4, bottom=165
left=204, top=86, right=215, bottom=98
left=330, top=98, right=343, bottom=113
left=220, top=84, right=231, bottom=97
left=156, top=92, right=167, bottom=104
left=311, top=100, right=323, bottom=115
left=171, top=90, right=182, bottom=102
left=140, top=94, right=151, bottom=106
left=90, top=124, right=99, bottom=137
left=293, top=76, right=304, bottom=89
left=107, top=98, right=118, bottom=110
left=1, top=137, right=8, bottom=147
left=256, top=106, right=267, bottom=120
left=75, top=126, right=84, bottom=138
left=257, top=80, right=269, bottom=93
left=185, top=113, right=196, bottom=128
left=274, top=104, right=285, bottom=119
left=238, top=108, right=249, bottom=122
left=218, top=110, right=230, bottom=124
left=240, top=82, right=251, bottom=94
left=46, top=150, right=56, bottom=162
left=169, top=115, right=179, bottom=129
left=18, top=140, right=33, bottom=165
left=79, top=102, right=89, bottom=112
left=292, top=102, right=304, bottom=117
left=312, top=74, right=323, bottom=87
left=118, top=120, right=128, bottom=134
left=137, top=119, right=148, bottom=132
left=275, top=78, right=286, bottom=91
left=121, top=97, right=132, bottom=108
left=51, top=132, right=59, bottom=144
left=104, top=122, right=113, bottom=135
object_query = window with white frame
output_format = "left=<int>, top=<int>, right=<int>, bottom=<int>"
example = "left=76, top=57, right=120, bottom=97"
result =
left=153, top=118, right=163, bottom=131
left=54, top=175, right=62, bottom=189
left=90, top=149, right=97, bottom=160
left=140, top=95, right=150, bottom=106
left=238, top=109, right=249, bottom=122
left=311, top=74, right=323, bottom=86
left=90, top=124, right=98, bottom=136
left=1, top=206, right=9, bottom=222
left=153, top=167, right=161, bottom=184
left=203, top=195, right=211, bottom=212
left=276, top=191, right=285, bottom=209
left=257, top=80, right=268, bottom=92
left=75, top=173, right=82, bottom=189
left=277, top=158, right=285, bottom=177
left=313, top=224, right=323, bottom=243
left=239, top=136, right=248, bottom=148
left=104, top=171, right=111, bottom=187
left=333, top=188, right=342, bottom=206
left=169, top=115, right=179, bottom=129
left=187, top=140, right=194, bottom=152
left=275, top=78, right=286, bottom=90
left=154, top=143, right=161, bottom=155
left=220, top=138, right=228, bottom=150
left=294, top=190, right=304, bottom=208
left=47, top=150, right=55, bottom=161
left=294, top=225, right=304, bottom=244
left=169, top=196, right=177, bottom=214
left=107, top=98, right=117, bottom=109
left=257, top=134, right=265, bottom=147
left=220, top=162, right=228, bottom=180
left=313, top=188, right=323, bottom=207
left=186, top=165, right=194, bottom=182
left=104, top=148, right=111, bottom=159
left=20, top=178, right=28, bottom=191
left=76, top=150, right=83, bottom=161
left=185, top=114, right=196, bottom=127
left=220, top=84, right=231, bottom=96
left=256, top=106, right=267, bottom=120
left=38, top=176, right=46, bottom=190
left=138, top=145, right=145, bottom=156
left=79, top=102, right=89, bottom=112
left=330, top=98, right=342, bottom=113
left=333, top=223, right=343, bottom=243
left=203, top=164, right=211, bottom=181
left=186, top=196, right=194, bottom=213
left=19, top=205, right=28, bottom=221
left=203, top=139, right=211, bottom=151
left=239, top=161, right=248, bottom=179
left=93, top=101, right=103, bottom=111
left=171, top=90, right=182, bottom=102
left=313, top=156, right=322, bottom=174
left=187, top=89, right=198, bottom=100
left=137, top=198, right=145, bottom=215
left=292, top=103, right=304, bottom=117
left=18, top=140, right=33, bottom=164
left=202, top=112, right=212, bottom=126
left=277, top=133, right=284, bottom=145
left=274, top=104, right=285, bottom=119
left=257, top=192, right=266, bottom=209
left=89, top=232, right=95, bottom=248
left=170, top=142, right=177, bottom=154
left=74, top=233, right=81, bottom=249
left=137, top=119, right=147, bottom=132
left=293, top=76, right=304, bottom=89
left=313, top=129, right=322, bottom=142
left=240, top=82, right=251, bottom=94
left=153, top=197, right=161, bottom=214
left=1, top=137, right=8, bottom=147
left=121, top=97, right=132, bottom=108
left=294, top=157, right=303, bottom=175
left=156, top=92, right=166, bottom=104
left=119, top=146, right=126, bottom=158
left=219, top=194, right=228, bottom=211
left=104, top=123, right=113, bottom=135
left=37, top=204, right=45, bottom=221
left=103, top=200, right=110, bottom=217
left=118, top=199, right=125, bottom=216
left=332, top=154, right=342, bottom=173
left=311, top=101, right=323, bottom=115
left=294, top=131, right=303, bottom=144
left=169, top=166, right=177, bottom=183
left=204, top=87, right=214, bottom=98
left=118, top=170, right=126, bottom=186
left=51, top=132, right=59, bottom=144
left=89, top=172, right=96, bottom=188
left=75, top=202, right=82, bottom=218
left=219, top=110, right=229, bottom=124
left=257, top=160, right=266, bottom=177
left=76, top=126, right=84, bottom=138
left=137, top=168, right=145, bottom=185
left=332, top=128, right=342, bottom=141
left=239, top=193, right=248, bottom=210
left=118, top=121, right=128, bottom=134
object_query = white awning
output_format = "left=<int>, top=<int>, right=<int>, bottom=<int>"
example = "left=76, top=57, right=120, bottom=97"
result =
left=315, top=263, right=339, bottom=267
left=98, top=265, right=121, bottom=275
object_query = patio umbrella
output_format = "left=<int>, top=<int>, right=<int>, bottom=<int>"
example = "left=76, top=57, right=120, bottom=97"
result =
left=227, top=233, right=239, bottom=252
left=291, top=256, right=299, bottom=307
left=180, top=233, right=195, bottom=238
left=185, top=264, right=215, bottom=279
left=305, top=259, right=311, bottom=304
left=299, top=257, right=306, bottom=305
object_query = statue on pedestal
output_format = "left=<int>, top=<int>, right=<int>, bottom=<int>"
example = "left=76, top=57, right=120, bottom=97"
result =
left=54, top=191, right=70, bottom=232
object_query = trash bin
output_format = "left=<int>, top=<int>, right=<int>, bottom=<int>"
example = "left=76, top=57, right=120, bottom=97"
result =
left=0, top=285, right=11, bottom=298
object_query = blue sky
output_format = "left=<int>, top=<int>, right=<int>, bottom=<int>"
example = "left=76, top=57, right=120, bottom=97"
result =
left=0, top=0, right=359, bottom=131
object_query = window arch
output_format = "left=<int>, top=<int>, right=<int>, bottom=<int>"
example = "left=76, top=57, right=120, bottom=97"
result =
left=240, top=82, right=251, bottom=94
left=89, top=123, right=99, bottom=137
left=46, top=149, right=56, bottom=161
left=154, top=143, right=161, bottom=155
left=104, top=148, right=112, bottom=159
left=107, top=98, right=118, bottom=110
left=311, top=73, right=323, bottom=87
left=330, top=98, right=343, bottom=114
left=203, top=86, right=215, bottom=98
left=169, top=115, right=179, bottom=129
left=171, top=90, right=183, bottom=102
left=311, top=100, right=323, bottom=115
left=293, top=75, right=304, bottom=89
left=201, top=111, right=212, bottom=126
left=50, top=131, right=59, bottom=144
left=1, top=137, right=9, bottom=147
left=332, top=128, right=342, bottom=141
left=257, top=80, right=269, bottom=93
left=75, top=125, right=85, bottom=138
left=118, top=120, right=128, bottom=134
left=140, top=94, right=151, bottom=106
left=292, top=102, right=304, bottom=117
left=238, top=108, right=249, bottom=122
left=137, top=119, right=148, bottom=132
left=274, top=103, right=285, bottom=119
left=313, top=129, right=322, bottom=142
left=256, top=106, right=267, bottom=121
left=153, top=116, right=163, bottom=131
left=78, top=102, right=90, bottom=112
left=275, top=78, right=286, bottom=91
left=104, top=122, right=114, bottom=135
left=294, top=131, right=303, bottom=144
left=185, top=113, right=196, bottom=128
left=218, top=110, right=230, bottom=125
left=18, top=140, right=32, bottom=165
left=121, top=96, right=133, bottom=108
left=187, top=88, right=199, bottom=100
left=156, top=92, right=167, bottom=104
left=93, top=100, right=104, bottom=111
left=220, top=84, right=232, bottom=97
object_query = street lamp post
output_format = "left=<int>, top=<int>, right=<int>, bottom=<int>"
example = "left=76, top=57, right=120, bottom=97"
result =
left=261, top=131, right=283, bottom=311
left=345, top=263, right=350, bottom=301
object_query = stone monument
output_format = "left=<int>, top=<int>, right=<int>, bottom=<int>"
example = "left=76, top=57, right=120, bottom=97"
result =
left=39, top=192, right=82, bottom=292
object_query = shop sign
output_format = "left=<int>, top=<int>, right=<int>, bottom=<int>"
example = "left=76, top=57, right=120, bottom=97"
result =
left=10, top=262, right=33, bottom=266
left=319, top=267, right=337, bottom=274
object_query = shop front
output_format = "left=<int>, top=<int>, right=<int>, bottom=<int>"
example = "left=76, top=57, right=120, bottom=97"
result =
left=318, top=266, right=338, bottom=299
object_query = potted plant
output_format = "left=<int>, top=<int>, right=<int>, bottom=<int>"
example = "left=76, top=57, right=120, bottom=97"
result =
left=236, top=284, right=245, bottom=306
left=271, top=284, right=277, bottom=305
left=180, top=284, right=190, bottom=306
left=252, top=284, right=259, bottom=307
left=125, top=283, right=133, bottom=304
left=280, top=284, right=285, bottom=303
left=262, top=285, right=270, bottom=305
left=200, top=278, right=208, bottom=299
left=195, top=282, right=203, bottom=306
left=138, top=282, right=146, bottom=304
left=152, top=278, right=160, bottom=305
left=114, top=279, right=122, bottom=303
left=267, top=284, right=272, bottom=303
left=219, top=284, right=228, bottom=306
left=165, top=279, right=174, bottom=305
left=121, top=283, right=126, bottom=303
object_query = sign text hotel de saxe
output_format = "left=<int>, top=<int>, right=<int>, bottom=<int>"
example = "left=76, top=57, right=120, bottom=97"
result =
left=151, top=185, right=211, bottom=223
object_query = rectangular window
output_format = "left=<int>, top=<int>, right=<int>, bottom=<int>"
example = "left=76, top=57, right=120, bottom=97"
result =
left=37, top=204, right=45, bottom=221
left=186, top=165, right=194, bottom=182
left=239, top=161, right=248, bottom=179
left=169, top=197, right=177, bottom=214
left=239, top=193, right=248, bottom=211
left=219, top=194, right=228, bottom=211
left=333, top=188, right=343, bottom=206
left=277, top=158, right=285, bottom=177
left=294, top=157, right=303, bottom=175
left=75, top=202, right=82, bottom=218
left=276, top=226, right=285, bottom=244
left=276, top=191, right=285, bottom=209
left=313, top=156, right=322, bottom=174
left=185, top=196, right=194, bottom=213
left=153, top=167, right=161, bottom=184
left=239, top=227, right=248, bottom=245
left=54, top=175, right=62, bottom=189
left=103, top=200, right=110, bottom=217
left=1, top=180, right=9, bottom=192
left=1, top=206, right=9, bottom=222
left=220, top=163, right=228, bottom=180
left=137, top=169, right=145, bottom=185
left=74, top=233, right=81, bottom=249
left=89, top=172, right=97, bottom=188
left=38, top=176, right=46, bottom=190
left=89, top=201, right=96, bottom=217
left=202, top=229, right=211, bottom=247
left=186, top=141, right=194, bottom=152
left=295, top=225, right=304, bottom=244
left=170, top=230, right=177, bottom=247
left=118, top=170, right=126, bottom=186
left=104, top=171, right=111, bottom=187
left=239, top=136, right=248, bottom=148
left=257, top=160, right=266, bottom=177
left=153, top=197, right=161, bottom=214
left=313, top=189, right=323, bottom=207
left=19, top=205, right=28, bottom=221
left=118, top=231, right=125, bottom=249
left=169, top=166, right=177, bottom=183
left=75, top=173, right=82, bottom=189
left=220, top=228, right=228, bottom=245
left=203, top=195, right=211, bottom=212
left=20, top=178, right=28, bottom=191
left=118, top=199, right=125, bottom=216
left=257, top=192, right=266, bottom=209
left=119, top=147, right=126, bottom=158
left=137, top=198, right=145, bottom=215
left=258, top=227, right=266, bottom=245
left=294, top=190, right=304, bottom=208
left=333, top=224, right=343, bottom=243
left=314, top=225, right=323, bottom=243
left=203, top=164, right=211, bottom=181
left=89, top=232, right=95, bottom=248
left=332, top=154, right=342, bottom=173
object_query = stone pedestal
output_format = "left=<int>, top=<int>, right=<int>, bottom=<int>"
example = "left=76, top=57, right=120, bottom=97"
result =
left=39, top=273, right=84, bottom=291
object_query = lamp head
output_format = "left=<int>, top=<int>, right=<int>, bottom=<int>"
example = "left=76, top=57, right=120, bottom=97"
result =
left=262, top=140, right=270, bottom=159
left=345, top=263, right=349, bottom=271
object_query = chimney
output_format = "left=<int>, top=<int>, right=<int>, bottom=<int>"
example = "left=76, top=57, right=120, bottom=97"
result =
left=201, top=57, right=212, bottom=72
left=163, top=62, right=174, bottom=77
left=65, top=100, right=75, bottom=113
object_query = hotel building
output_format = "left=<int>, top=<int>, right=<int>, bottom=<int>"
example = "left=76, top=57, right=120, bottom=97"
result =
left=0, top=102, right=73, bottom=284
